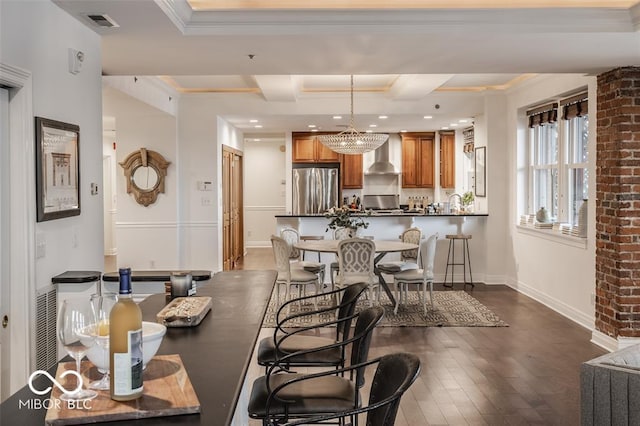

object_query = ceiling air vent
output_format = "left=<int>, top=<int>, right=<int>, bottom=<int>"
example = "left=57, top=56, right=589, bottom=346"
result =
left=85, top=14, right=119, bottom=28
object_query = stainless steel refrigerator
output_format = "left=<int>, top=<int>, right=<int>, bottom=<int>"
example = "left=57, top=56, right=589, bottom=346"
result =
left=292, top=166, right=340, bottom=214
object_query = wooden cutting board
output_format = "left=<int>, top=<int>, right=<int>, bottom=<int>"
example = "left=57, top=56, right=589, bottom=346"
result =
left=156, top=296, right=212, bottom=327
left=45, top=354, right=200, bottom=425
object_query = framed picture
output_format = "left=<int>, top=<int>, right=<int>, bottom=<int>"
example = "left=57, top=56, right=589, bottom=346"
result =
left=35, top=117, right=80, bottom=222
left=474, top=146, right=486, bottom=197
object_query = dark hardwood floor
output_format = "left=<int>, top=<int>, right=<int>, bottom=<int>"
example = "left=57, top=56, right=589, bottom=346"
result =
left=238, top=248, right=605, bottom=425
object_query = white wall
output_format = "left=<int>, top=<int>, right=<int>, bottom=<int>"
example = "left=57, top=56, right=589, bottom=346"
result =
left=103, top=87, right=179, bottom=270
left=244, top=139, right=286, bottom=247
left=1, top=0, right=103, bottom=390
left=505, top=74, right=597, bottom=330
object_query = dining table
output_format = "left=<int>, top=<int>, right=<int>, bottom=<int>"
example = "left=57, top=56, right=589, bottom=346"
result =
left=294, top=239, right=418, bottom=307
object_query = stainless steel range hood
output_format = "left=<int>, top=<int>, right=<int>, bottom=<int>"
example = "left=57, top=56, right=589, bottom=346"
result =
left=365, top=135, right=400, bottom=175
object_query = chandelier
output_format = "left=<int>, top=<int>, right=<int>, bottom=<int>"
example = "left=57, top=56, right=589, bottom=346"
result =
left=317, top=75, right=388, bottom=155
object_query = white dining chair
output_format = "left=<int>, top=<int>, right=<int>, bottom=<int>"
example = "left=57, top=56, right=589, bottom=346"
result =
left=392, top=233, right=438, bottom=315
left=336, top=238, right=378, bottom=306
left=377, top=227, right=422, bottom=274
left=329, top=227, right=354, bottom=290
left=280, top=227, right=326, bottom=287
left=271, top=235, right=320, bottom=309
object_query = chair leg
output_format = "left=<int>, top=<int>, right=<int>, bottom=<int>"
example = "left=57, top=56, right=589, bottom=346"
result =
left=429, top=280, right=434, bottom=310
left=394, top=281, right=401, bottom=315
left=422, top=281, right=427, bottom=315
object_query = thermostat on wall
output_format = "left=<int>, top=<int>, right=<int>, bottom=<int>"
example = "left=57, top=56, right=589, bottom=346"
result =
left=197, top=180, right=213, bottom=191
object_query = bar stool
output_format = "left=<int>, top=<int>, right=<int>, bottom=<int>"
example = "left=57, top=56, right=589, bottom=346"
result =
left=300, top=235, right=323, bottom=261
left=443, top=234, right=474, bottom=288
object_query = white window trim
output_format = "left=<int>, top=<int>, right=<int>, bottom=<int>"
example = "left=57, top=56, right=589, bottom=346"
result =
left=516, top=224, right=587, bottom=249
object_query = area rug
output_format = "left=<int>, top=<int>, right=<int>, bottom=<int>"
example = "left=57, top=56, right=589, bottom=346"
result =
left=262, top=290, right=508, bottom=328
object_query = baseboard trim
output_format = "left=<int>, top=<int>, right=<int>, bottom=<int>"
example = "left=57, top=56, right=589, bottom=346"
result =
left=591, top=330, right=617, bottom=352
left=507, top=279, right=594, bottom=331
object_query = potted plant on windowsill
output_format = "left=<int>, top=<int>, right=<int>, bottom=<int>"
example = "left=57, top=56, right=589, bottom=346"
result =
left=325, top=207, right=370, bottom=237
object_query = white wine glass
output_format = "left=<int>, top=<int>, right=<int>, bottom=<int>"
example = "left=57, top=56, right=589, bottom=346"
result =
left=87, top=293, right=117, bottom=390
left=57, top=297, right=98, bottom=401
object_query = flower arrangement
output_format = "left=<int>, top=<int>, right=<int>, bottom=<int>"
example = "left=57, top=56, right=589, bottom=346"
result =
left=325, top=207, right=370, bottom=233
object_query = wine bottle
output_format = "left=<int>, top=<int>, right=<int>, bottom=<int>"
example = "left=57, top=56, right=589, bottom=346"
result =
left=109, top=267, right=143, bottom=401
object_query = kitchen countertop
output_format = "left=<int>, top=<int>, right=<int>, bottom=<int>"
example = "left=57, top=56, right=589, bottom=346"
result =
left=0, top=270, right=276, bottom=426
left=276, top=212, right=488, bottom=218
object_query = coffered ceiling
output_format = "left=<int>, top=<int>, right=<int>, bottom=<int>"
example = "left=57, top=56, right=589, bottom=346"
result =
left=55, top=0, right=640, bottom=134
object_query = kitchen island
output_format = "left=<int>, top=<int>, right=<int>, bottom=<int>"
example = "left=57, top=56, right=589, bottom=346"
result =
left=276, top=212, right=488, bottom=284
left=0, top=270, right=276, bottom=426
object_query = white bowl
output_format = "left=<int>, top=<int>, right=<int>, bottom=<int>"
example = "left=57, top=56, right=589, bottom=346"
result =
left=86, top=321, right=166, bottom=370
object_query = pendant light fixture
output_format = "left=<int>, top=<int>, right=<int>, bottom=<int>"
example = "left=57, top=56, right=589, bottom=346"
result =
left=317, top=75, right=388, bottom=155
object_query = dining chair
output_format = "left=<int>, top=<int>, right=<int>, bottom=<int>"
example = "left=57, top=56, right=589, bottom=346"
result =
left=271, top=235, right=321, bottom=309
left=329, top=226, right=354, bottom=290
left=392, top=233, right=438, bottom=315
left=280, top=227, right=326, bottom=289
left=281, top=353, right=421, bottom=426
left=257, top=283, right=368, bottom=373
left=248, top=306, right=385, bottom=426
left=377, top=227, right=422, bottom=274
left=336, top=238, right=378, bottom=306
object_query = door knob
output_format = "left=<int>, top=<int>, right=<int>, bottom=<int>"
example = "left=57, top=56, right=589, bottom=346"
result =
left=2, top=315, right=7, bottom=328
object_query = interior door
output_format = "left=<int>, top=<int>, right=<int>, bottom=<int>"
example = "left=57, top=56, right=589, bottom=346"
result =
left=222, top=146, right=244, bottom=270
left=0, top=87, right=9, bottom=401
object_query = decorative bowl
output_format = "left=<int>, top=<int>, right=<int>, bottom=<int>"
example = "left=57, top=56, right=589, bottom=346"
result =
left=86, top=321, right=167, bottom=370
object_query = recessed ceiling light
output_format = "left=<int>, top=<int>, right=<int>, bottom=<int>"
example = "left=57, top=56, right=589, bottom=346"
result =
left=308, top=124, right=317, bottom=128
left=249, top=119, right=258, bottom=123
left=254, top=125, right=263, bottom=128
left=450, top=123, right=459, bottom=127
left=332, top=115, right=342, bottom=120
left=365, top=130, right=373, bottom=133
left=423, top=115, right=433, bottom=119
left=311, top=129, right=319, bottom=132
left=254, top=138, right=261, bottom=142
left=400, top=129, right=407, bottom=133
left=378, top=115, right=388, bottom=119
left=459, top=119, right=469, bottom=123
left=369, top=124, right=377, bottom=128
left=441, top=127, right=449, bottom=130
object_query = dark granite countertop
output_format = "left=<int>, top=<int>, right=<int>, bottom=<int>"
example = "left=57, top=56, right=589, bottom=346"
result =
left=1, top=270, right=276, bottom=426
left=276, top=213, right=488, bottom=218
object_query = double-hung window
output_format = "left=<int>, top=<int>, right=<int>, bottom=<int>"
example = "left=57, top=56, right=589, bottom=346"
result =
left=526, top=93, right=588, bottom=228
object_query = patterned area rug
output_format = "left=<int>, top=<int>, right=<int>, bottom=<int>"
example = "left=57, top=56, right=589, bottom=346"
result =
left=262, top=290, right=508, bottom=328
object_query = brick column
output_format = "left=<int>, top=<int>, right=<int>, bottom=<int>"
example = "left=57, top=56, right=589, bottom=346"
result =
left=595, top=67, right=640, bottom=339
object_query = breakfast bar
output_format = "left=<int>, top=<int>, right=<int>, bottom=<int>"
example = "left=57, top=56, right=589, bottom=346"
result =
left=0, top=270, right=276, bottom=426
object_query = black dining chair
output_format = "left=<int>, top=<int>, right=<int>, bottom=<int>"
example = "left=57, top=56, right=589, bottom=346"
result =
left=281, top=353, right=421, bottom=426
left=257, top=283, right=368, bottom=373
left=248, top=306, right=384, bottom=425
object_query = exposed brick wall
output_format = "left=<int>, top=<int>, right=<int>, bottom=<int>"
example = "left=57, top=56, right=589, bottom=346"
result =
left=595, top=67, right=640, bottom=338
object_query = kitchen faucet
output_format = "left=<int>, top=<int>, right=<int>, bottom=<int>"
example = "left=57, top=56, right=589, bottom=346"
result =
left=448, top=193, right=462, bottom=212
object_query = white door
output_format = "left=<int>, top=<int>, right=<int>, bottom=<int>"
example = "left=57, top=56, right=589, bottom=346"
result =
left=0, top=87, right=9, bottom=402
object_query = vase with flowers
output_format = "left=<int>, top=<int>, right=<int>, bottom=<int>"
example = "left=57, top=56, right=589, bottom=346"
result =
left=325, top=207, right=370, bottom=237
left=461, top=191, right=474, bottom=213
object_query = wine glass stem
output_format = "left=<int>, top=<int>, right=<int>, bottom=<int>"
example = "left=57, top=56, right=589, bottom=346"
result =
left=75, top=357, right=82, bottom=386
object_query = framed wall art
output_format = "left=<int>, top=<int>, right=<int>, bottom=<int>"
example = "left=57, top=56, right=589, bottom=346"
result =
left=474, top=146, right=486, bottom=197
left=35, top=117, right=80, bottom=222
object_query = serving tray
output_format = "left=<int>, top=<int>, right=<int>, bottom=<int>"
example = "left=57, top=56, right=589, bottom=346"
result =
left=45, top=354, right=200, bottom=425
left=156, top=296, right=212, bottom=327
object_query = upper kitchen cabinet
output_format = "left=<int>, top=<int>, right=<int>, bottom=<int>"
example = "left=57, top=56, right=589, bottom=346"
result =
left=439, top=132, right=456, bottom=189
left=292, top=132, right=340, bottom=163
left=401, top=133, right=435, bottom=188
left=341, top=153, right=363, bottom=189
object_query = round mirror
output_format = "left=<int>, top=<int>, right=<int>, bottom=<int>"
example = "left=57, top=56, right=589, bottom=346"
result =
left=120, top=148, right=171, bottom=207
left=132, top=165, right=159, bottom=191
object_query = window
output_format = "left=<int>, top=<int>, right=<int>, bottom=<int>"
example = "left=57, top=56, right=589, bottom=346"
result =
left=526, top=93, right=588, bottom=228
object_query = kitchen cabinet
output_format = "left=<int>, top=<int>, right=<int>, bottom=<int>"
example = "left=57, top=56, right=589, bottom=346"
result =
left=401, top=133, right=435, bottom=188
left=341, top=153, right=363, bottom=189
left=292, top=133, right=340, bottom=163
left=439, top=132, right=456, bottom=188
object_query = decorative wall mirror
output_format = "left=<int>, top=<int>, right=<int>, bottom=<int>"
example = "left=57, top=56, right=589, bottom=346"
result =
left=120, top=148, right=170, bottom=206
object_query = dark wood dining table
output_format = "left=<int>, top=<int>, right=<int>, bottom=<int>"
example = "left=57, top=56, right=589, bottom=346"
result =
left=294, top=239, right=418, bottom=306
